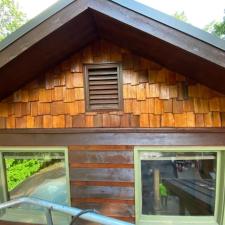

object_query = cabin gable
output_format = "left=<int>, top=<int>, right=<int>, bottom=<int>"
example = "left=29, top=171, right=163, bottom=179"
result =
left=0, top=40, right=224, bottom=129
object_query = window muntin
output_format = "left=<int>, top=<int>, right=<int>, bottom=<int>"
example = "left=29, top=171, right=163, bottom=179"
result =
left=84, top=63, right=122, bottom=111
left=141, top=152, right=216, bottom=216
left=0, top=147, right=70, bottom=224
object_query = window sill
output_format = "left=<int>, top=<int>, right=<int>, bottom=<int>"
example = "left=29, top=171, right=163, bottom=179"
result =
left=137, top=216, right=218, bottom=225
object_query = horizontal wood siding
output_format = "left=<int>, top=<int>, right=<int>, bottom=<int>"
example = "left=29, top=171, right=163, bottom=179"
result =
left=69, top=145, right=135, bottom=224
left=0, top=222, right=40, bottom=225
left=0, top=39, right=225, bottom=129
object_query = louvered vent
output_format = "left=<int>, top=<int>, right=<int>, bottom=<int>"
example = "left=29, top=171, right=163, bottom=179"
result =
left=84, top=63, right=122, bottom=111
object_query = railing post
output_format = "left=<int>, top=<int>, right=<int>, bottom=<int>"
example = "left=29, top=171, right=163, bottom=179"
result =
left=44, top=208, right=54, bottom=225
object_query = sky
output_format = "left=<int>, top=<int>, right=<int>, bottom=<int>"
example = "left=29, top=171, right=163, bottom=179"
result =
left=16, top=0, right=224, bottom=29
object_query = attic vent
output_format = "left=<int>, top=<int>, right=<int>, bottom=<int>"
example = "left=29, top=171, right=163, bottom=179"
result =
left=84, top=63, right=122, bottom=111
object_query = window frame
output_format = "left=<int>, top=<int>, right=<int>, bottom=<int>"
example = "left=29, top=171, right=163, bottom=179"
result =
left=134, top=146, right=225, bottom=225
left=84, top=62, right=123, bottom=112
left=0, top=146, right=71, bottom=225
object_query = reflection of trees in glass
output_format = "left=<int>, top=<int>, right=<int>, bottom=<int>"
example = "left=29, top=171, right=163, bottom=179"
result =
left=5, top=158, right=60, bottom=191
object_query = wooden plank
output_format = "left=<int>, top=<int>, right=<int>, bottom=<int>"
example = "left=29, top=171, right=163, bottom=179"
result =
left=51, top=102, right=65, bottom=115
left=149, top=114, right=160, bottom=127
left=43, top=115, right=53, bottom=128
left=71, top=181, right=134, bottom=187
left=70, top=163, right=134, bottom=168
left=173, top=99, right=183, bottom=113
left=2, top=129, right=225, bottom=146
left=0, top=222, right=41, bottom=225
left=72, top=114, right=86, bottom=127
left=163, top=99, right=172, bottom=113
left=52, top=86, right=64, bottom=101
left=148, top=84, right=159, bottom=97
left=68, top=145, right=133, bottom=151
left=194, top=98, right=209, bottom=113
left=37, top=102, right=51, bottom=115
left=120, top=114, right=131, bottom=127
left=0, top=117, right=6, bottom=128
left=154, top=98, right=163, bottom=114
left=140, top=114, right=149, bottom=127
left=221, top=113, right=225, bottom=127
left=110, top=114, right=121, bottom=127
left=72, top=198, right=134, bottom=204
left=195, top=114, right=205, bottom=127
left=52, top=115, right=65, bottom=128
left=93, top=114, right=103, bottom=127
left=71, top=186, right=134, bottom=199
left=209, top=97, right=220, bottom=111
left=186, top=112, right=195, bottom=127
left=64, top=88, right=76, bottom=102
left=161, top=113, right=174, bottom=127
left=159, top=84, right=169, bottom=99
left=6, top=117, right=15, bottom=128
left=70, top=168, right=134, bottom=181
left=174, top=113, right=187, bottom=127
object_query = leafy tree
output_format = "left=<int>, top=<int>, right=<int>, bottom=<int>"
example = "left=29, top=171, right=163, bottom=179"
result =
left=0, top=0, right=27, bottom=41
left=205, top=11, right=225, bottom=40
left=173, top=11, right=188, bottom=22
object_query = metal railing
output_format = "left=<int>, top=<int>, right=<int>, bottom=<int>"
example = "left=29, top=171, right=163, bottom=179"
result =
left=0, top=197, right=134, bottom=225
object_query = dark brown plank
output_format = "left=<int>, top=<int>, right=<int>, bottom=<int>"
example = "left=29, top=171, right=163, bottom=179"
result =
left=1, top=129, right=225, bottom=146
left=73, top=202, right=134, bottom=217
left=72, top=198, right=134, bottom=204
left=71, top=186, right=134, bottom=199
left=71, top=180, right=134, bottom=187
left=69, top=150, right=133, bottom=163
left=69, top=145, right=133, bottom=151
left=70, top=168, right=134, bottom=181
left=70, top=163, right=134, bottom=168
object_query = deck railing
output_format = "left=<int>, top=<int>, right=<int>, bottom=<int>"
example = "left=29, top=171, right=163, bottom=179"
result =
left=0, top=197, right=134, bottom=225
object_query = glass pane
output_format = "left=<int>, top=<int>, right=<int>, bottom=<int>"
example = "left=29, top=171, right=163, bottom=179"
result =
left=3, top=152, right=68, bottom=209
left=141, top=152, right=216, bottom=216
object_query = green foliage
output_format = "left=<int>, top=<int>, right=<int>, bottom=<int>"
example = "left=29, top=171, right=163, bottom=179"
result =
left=204, top=11, right=225, bottom=40
left=173, top=11, right=188, bottom=22
left=5, top=159, right=44, bottom=191
left=0, top=0, right=27, bottom=41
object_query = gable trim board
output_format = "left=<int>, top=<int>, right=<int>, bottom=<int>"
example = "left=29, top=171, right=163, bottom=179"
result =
left=0, top=0, right=225, bottom=101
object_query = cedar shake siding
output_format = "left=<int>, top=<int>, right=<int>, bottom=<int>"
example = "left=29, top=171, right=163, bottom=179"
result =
left=0, top=40, right=224, bottom=129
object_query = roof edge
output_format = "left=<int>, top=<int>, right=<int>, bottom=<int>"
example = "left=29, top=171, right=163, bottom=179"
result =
left=112, top=0, right=225, bottom=51
left=0, top=0, right=224, bottom=53
left=0, top=0, right=74, bottom=52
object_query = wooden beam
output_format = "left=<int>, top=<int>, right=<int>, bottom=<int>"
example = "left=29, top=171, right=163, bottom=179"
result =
left=0, top=128, right=225, bottom=146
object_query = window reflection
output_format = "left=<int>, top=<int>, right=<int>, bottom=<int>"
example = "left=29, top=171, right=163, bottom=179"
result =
left=3, top=152, right=67, bottom=209
left=141, top=152, right=216, bottom=216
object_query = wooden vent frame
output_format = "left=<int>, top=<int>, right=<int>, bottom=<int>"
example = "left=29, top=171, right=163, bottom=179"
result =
left=84, top=63, right=123, bottom=111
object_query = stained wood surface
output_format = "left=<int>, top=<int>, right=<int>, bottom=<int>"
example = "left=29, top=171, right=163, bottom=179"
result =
left=0, top=40, right=225, bottom=129
left=0, top=222, right=40, bottom=225
left=69, top=145, right=135, bottom=223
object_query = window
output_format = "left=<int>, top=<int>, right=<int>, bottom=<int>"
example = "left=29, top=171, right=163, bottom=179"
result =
left=84, top=63, right=122, bottom=111
left=134, top=147, right=225, bottom=225
left=0, top=147, right=70, bottom=225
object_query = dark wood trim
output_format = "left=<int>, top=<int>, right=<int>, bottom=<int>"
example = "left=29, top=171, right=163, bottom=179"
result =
left=1, top=128, right=225, bottom=146
left=1, top=128, right=225, bottom=133
left=72, top=197, right=134, bottom=204
left=70, top=163, right=134, bottom=168
left=71, top=180, right=134, bottom=187
left=69, top=145, right=133, bottom=151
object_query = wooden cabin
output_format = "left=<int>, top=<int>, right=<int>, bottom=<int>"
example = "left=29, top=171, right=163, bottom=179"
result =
left=0, top=0, right=225, bottom=224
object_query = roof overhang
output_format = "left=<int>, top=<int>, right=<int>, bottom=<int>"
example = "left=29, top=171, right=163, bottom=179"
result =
left=0, top=0, right=225, bottom=99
